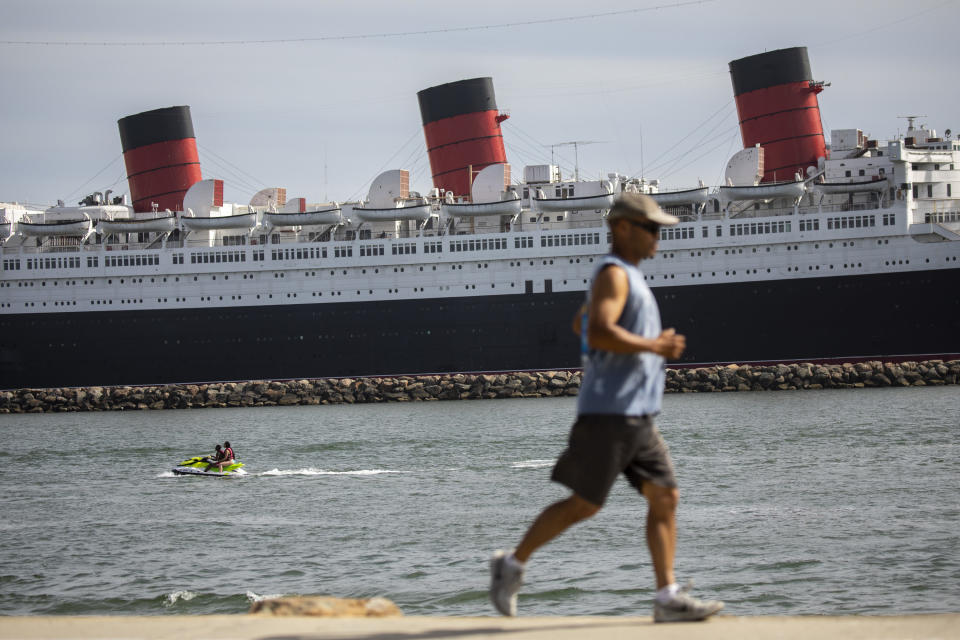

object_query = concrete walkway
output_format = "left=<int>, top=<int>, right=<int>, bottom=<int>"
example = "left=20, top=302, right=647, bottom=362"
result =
left=1, top=614, right=957, bottom=640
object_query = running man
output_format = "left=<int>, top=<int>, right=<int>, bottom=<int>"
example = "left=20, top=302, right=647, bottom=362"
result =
left=489, top=193, right=724, bottom=622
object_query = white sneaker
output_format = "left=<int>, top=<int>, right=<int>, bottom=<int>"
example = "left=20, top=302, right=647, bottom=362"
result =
left=653, top=583, right=724, bottom=623
left=489, top=549, right=524, bottom=616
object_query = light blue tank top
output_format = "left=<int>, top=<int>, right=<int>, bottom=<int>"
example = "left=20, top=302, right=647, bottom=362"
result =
left=577, top=255, right=665, bottom=417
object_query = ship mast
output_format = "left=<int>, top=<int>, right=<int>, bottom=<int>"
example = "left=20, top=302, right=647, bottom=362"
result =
left=546, top=140, right=606, bottom=181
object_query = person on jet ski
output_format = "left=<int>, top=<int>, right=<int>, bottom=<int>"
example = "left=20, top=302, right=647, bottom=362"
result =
left=214, top=441, right=236, bottom=473
left=203, top=444, right=223, bottom=464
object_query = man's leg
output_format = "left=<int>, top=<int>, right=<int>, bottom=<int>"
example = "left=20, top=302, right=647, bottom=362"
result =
left=516, top=493, right=600, bottom=562
left=643, top=482, right=724, bottom=622
left=490, top=494, right=600, bottom=616
left=642, top=482, right=678, bottom=589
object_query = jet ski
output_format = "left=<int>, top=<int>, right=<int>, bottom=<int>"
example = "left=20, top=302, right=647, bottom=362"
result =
left=172, top=455, right=244, bottom=477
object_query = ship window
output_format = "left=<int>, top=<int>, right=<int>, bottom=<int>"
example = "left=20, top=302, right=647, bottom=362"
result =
left=927, top=185, right=933, bottom=197
left=859, top=169, right=865, bottom=176
left=845, top=171, right=851, bottom=177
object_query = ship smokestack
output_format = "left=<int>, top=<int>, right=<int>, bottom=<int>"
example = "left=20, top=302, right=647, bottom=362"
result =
left=729, top=47, right=826, bottom=182
left=117, top=106, right=202, bottom=212
left=417, top=77, right=508, bottom=197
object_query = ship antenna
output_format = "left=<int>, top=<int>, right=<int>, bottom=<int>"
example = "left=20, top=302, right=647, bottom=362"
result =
left=898, top=115, right=927, bottom=133
left=545, top=140, right=608, bottom=182
left=640, top=124, right=644, bottom=183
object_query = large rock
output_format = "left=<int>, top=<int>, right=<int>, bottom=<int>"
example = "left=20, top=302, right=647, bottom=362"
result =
left=250, top=595, right=402, bottom=617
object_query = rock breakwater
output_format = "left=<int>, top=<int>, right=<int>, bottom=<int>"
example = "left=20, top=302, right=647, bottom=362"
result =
left=1, top=360, right=956, bottom=414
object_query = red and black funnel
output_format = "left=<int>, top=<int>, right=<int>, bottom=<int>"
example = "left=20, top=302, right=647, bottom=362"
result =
left=417, top=77, right=508, bottom=197
left=729, top=47, right=826, bottom=182
left=118, top=106, right=202, bottom=212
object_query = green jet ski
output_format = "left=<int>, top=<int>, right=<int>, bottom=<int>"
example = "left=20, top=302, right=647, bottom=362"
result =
left=172, top=455, right=244, bottom=477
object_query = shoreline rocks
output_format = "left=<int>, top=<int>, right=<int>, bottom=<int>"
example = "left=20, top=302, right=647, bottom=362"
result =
left=0, top=360, right=956, bottom=414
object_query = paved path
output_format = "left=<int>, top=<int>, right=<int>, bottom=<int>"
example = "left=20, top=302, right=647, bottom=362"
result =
left=1, top=614, right=957, bottom=640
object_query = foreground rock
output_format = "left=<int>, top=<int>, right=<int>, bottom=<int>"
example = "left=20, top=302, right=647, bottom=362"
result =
left=0, top=359, right=956, bottom=413
left=250, top=596, right=401, bottom=617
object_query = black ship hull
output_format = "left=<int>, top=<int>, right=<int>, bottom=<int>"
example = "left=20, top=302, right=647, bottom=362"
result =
left=2, top=267, right=958, bottom=389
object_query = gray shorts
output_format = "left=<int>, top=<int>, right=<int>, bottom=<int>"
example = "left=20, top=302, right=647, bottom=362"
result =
left=551, top=414, right=677, bottom=506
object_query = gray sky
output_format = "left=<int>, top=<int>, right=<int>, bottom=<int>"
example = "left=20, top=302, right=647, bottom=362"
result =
left=1, top=0, right=957, bottom=208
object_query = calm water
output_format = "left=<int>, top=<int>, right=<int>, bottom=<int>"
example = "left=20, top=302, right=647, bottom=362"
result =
left=0, top=387, right=958, bottom=617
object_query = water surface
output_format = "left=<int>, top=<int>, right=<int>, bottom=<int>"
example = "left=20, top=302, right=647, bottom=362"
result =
left=0, top=387, right=957, bottom=616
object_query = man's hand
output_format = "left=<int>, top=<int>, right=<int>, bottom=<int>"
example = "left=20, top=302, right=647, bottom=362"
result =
left=651, top=328, right=686, bottom=360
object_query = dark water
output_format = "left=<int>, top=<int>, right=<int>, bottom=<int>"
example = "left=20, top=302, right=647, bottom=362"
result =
left=0, top=387, right=957, bottom=617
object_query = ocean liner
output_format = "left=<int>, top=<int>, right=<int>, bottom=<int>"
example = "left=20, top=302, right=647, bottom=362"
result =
left=1, top=47, right=958, bottom=389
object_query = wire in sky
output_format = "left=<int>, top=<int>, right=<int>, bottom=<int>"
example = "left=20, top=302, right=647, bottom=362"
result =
left=64, top=153, right=124, bottom=202
left=812, top=0, right=955, bottom=50
left=348, top=128, right=424, bottom=202
left=198, top=143, right=268, bottom=190
left=1, top=1, right=716, bottom=46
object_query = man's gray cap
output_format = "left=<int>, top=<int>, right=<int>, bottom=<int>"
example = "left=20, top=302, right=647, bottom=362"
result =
left=607, top=192, right=679, bottom=226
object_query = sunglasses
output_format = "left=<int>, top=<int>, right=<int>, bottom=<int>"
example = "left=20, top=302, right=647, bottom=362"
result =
left=624, top=219, right=661, bottom=235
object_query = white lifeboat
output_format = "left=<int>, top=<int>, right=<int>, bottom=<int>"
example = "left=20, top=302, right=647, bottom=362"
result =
left=17, top=216, right=92, bottom=237
left=533, top=185, right=615, bottom=212
left=534, top=191, right=615, bottom=212
left=354, top=169, right=432, bottom=221
left=353, top=201, right=432, bottom=222
left=441, top=192, right=521, bottom=218
left=263, top=207, right=342, bottom=228
left=98, top=214, right=177, bottom=234
left=650, top=186, right=710, bottom=206
left=812, top=179, right=889, bottom=195
left=181, top=211, right=257, bottom=230
left=718, top=180, right=806, bottom=201
left=441, top=163, right=522, bottom=218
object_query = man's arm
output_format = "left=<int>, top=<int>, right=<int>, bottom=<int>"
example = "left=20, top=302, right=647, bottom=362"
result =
left=586, top=265, right=686, bottom=360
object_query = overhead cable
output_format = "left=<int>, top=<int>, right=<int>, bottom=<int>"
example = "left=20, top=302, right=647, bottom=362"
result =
left=1, top=1, right=716, bottom=46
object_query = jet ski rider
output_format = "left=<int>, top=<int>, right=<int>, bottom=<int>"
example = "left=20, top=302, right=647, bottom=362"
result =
left=203, top=444, right=224, bottom=471
left=215, top=441, right=236, bottom=473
